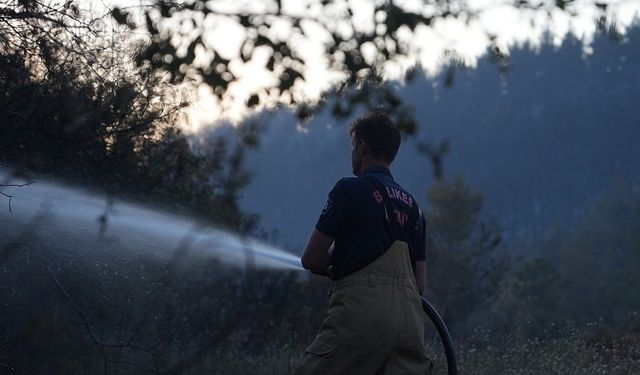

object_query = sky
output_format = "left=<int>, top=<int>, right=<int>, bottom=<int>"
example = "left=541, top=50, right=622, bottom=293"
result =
left=78, top=0, right=640, bottom=128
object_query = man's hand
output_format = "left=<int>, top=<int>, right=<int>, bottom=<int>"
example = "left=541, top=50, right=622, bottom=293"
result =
left=301, top=229, right=334, bottom=276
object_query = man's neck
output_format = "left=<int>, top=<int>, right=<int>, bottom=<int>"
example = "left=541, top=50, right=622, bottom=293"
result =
left=358, top=160, right=390, bottom=176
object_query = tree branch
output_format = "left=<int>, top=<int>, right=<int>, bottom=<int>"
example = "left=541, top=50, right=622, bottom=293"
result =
left=0, top=181, right=34, bottom=213
left=44, top=263, right=161, bottom=373
left=0, top=110, right=27, bottom=120
left=0, top=361, right=18, bottom=375
left=0, top=8, right=65, bottom=27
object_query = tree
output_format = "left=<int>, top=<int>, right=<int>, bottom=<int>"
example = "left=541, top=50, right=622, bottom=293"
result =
left=416, top=137, right=506, bottom=331
left=113, top=0, right=617, bottom=130
left=0, top=0, right=259, bottom=230
left=480, top=183, right=640, bottom=337
left=539, top=184, right=640, bottom=327
left=424, top=176, right=507, bottom=330
left=0, top=0, right=180, bottom=182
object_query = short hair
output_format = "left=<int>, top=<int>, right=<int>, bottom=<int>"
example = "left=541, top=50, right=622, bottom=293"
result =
left=349, top=111, right=401, bottom=163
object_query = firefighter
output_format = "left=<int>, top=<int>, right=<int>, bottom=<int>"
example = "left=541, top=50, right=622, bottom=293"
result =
left=295, top=111, right=431, bottom=375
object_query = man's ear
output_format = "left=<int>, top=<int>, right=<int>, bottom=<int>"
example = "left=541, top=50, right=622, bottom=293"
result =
left=357, top=140, right=368, bottom=157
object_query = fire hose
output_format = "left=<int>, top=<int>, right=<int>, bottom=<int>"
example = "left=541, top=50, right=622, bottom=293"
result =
left=421, top=296, right=457, bottom=375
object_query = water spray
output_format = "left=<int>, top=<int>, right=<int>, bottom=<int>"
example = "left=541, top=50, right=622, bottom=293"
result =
left=0, top=169, right=302, bottom=270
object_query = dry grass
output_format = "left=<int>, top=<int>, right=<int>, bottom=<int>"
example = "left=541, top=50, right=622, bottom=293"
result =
left=205, top=325, right=640, bottom=375
left=426, top=325, right=640, bottom=375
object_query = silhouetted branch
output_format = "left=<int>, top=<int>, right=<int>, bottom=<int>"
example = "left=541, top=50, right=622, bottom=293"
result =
left=44, top=262, right=161, bottom=373
left=0, top=109, right=26, bottom=120
left=0, top=7, right=65, bottom=26
left=0, top=361, right=18, bottom=375
left=0, top=181, right=34, bottom=213
left=417, top=140, right=450, bottom=181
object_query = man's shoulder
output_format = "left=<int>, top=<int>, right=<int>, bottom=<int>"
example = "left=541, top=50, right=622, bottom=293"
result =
left=332, top=176, right=363, bottom=188
left=328, top=177, right=357, bottom=196
left=329, top=176, right=373, bottom=198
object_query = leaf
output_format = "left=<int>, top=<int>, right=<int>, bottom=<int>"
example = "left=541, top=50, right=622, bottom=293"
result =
left=279, top=67, right=303, bottom=91
left=266, top=55, right=276, bottom=71
left=595, top=2, right=607, bottom=10
left=184, top=37, right=201, bottom=65
left=238, top=15, right=251, bottom=28
left=111, top=7, right=129, bottom=26
left=159, top=1, right=173, bottom=18
left=444, top=66, right=455, bottom=87
left=384, top=3, right=431, bottom=34
left=255, top=34, right=272, bottom=47
left=145, top=11, right=159, bottom=35
left=295, top=103, right=314, bottom=122
left=247, top=94, right=260, bottom=107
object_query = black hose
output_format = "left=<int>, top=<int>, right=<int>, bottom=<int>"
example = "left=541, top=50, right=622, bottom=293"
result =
left=420, top=296, right=457, bottom=375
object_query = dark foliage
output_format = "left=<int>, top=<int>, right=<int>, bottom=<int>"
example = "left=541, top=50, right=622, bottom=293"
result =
left=0, top=233, right=329, bottom=373
left=0, top=0, right=256, bottom=230
left=112, top=0, right=614, bottom=130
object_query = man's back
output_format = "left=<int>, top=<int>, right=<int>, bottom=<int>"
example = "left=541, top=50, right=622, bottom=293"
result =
left=316, top=166, right=425, bottom=280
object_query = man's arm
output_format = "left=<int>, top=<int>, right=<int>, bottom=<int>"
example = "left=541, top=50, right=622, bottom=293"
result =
left=412, top=210, right=427, bottom=295
left=301, top=229, right=334, bottom=276
left=414, top=260, right=427, bottom=296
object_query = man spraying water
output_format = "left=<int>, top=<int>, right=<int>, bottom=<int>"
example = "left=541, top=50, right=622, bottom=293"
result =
left=295, top=111, right=432, bottom=374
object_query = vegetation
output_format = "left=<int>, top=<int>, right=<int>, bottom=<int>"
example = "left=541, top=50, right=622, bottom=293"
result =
left=0, top=0, right=256, bottom=231
left=0, top=0, right=638, bottom=373
left=113, top=0, right=619, bottom=130
left=2, top=176, right=638, bottom=373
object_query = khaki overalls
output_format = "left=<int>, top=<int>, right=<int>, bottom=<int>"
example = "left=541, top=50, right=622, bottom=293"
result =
left=294, top=241, right=431, bottom=375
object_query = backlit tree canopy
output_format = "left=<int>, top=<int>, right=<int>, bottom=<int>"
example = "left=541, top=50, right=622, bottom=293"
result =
left=113, top=0, right=622, bottom=130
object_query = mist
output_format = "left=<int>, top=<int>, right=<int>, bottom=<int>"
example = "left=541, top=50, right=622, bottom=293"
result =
left=225, top=29, right=640, bottom=250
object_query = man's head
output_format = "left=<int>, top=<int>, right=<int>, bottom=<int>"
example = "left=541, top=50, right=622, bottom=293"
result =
left=349, top=111, right=401, bottom=176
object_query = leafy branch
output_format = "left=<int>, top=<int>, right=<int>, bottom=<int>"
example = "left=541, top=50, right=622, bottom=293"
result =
left=111, top=0, right=614, bottom=126
left=0, top=361, right=18, bottom=375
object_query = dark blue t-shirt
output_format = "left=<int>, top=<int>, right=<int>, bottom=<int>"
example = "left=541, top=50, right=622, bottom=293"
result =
left=315, top=166, right=426, bottom=280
